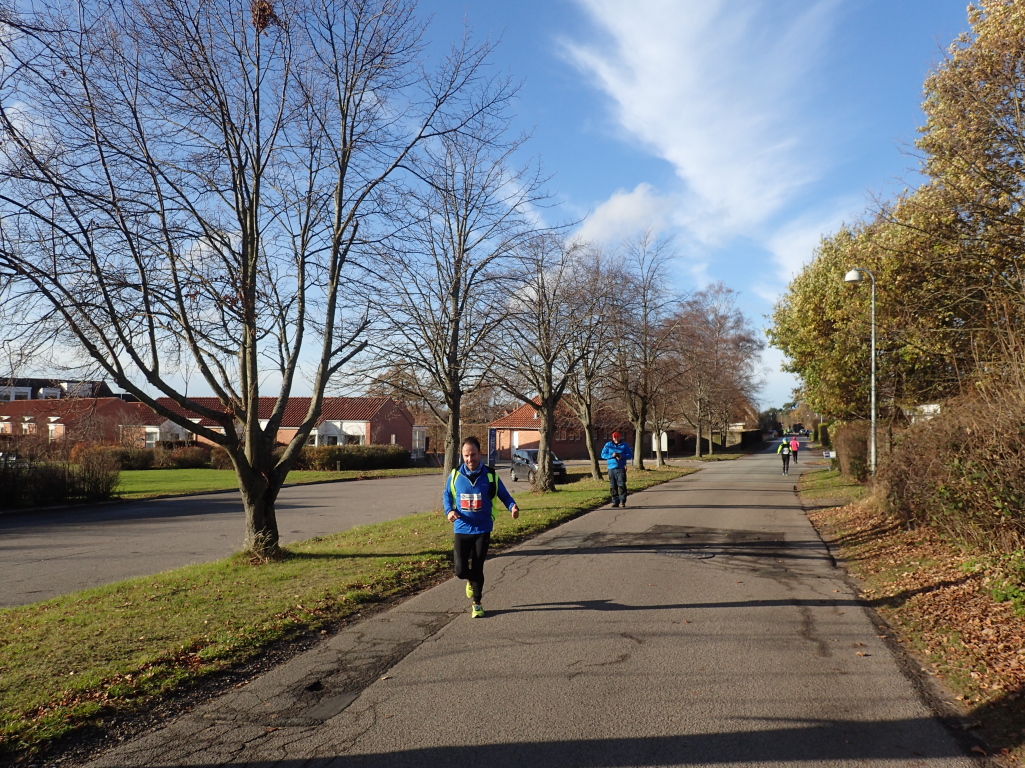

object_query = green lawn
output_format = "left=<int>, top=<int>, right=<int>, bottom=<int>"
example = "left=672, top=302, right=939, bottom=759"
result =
left=1, top=465, right=693, bottom=763
left=116, top=466, right=443, bottom=500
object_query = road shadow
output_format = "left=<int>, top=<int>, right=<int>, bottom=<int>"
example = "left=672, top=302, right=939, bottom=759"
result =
left=0, top=494, right=245, bottom=530
left=140, top=715, right=984, bottom=766
left=497, top=525, right=831, bottom=566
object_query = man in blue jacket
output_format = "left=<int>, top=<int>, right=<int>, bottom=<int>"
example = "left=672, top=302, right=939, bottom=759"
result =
left=443, top=436, right=519, bottom=618
left=601, top=431, right=634, bottom=508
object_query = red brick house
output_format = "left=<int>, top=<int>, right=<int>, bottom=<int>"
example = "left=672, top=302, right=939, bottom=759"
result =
left=155, top=397, right=426, bottom=456
left=488, top=400, right=629, bottom=460
left=0, top=397, right=167, bottom=447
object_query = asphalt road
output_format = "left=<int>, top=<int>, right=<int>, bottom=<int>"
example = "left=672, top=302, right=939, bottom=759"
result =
left=87, top=442, right=980, bottom=768
left=0, top=473, right=448, bottom=607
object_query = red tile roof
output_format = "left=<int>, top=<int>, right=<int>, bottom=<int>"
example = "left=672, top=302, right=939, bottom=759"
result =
left=489, top=400, right=543, bottom=429
left=155, top=396, right=398, bottom=428
left=0, top=398, right=164, bottom=426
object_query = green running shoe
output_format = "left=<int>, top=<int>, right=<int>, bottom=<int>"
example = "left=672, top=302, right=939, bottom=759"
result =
left=471, top=603, right=485, bottom=618
left=465, top=582, right=474, bottom=600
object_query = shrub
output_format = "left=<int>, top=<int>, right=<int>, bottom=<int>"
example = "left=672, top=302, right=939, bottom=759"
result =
left=68, top=442, right=97, bottom=465
left=76, top=447, right=121, bottom=500
left=834, top=421, right=869, bottom=481
left=818, top=422, right=832, bottom=448
left=169, top=445, right=210, bottom=469
left=878, top=387, right=1025, bottom=553
left=0, top=450, right=120, bottom=509
left=210, top=446, right=234, bottom=470
left=114, top=447, right=155, bottom=470
left=302, top=444, right=410, bottom=471
left=151, top=447, right=176, bottom=468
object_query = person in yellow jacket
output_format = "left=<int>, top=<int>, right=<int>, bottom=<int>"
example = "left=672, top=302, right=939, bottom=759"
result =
left=777, top=439, right=792, bottom=475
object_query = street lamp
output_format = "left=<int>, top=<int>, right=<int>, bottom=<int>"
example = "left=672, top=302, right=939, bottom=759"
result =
left=844, top=268, right=876, bottom=475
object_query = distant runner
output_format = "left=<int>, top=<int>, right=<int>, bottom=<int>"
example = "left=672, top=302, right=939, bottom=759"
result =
left=777, top=439, right=792, bottom=475
left=789, top=435, right=800, bottom=464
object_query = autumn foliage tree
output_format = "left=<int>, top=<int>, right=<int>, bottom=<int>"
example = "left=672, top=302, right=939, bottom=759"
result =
left=771, top=1, right=1025, bottom=420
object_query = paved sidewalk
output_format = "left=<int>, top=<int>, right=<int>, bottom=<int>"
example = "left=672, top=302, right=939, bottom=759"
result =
left=88, top=450, right=978, bottom=768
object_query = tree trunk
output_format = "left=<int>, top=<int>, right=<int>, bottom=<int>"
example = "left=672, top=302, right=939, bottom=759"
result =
left=536, top=404, right=557, bottom=492
left=633, top=418, right=645, bottom=470
left=444, top=400, right=461, bottom=475
left=654, top=430, right=665, bottom=467
left=585, top=424, right=603, bottom=481
left=694, top=419, right=703, bottom=458
left=237, top=466, right=280, bottom=558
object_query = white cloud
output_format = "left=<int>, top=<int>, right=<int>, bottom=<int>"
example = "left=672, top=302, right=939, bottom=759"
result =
left=760, top=198, right=860, bottom=301
left=563, top=0, right=841, bottom=241
left=571, top=182, right=676, bottom=245
left=757, top=347, right=801, bottom=409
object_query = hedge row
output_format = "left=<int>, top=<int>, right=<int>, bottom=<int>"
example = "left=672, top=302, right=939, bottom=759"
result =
left=879, top=387, right=1025, bottom=554
left=69, top=444, right=211, bottom=470
left=0, top=450, right=120, bottom=510
left=50, top=442, right=413, bottom=473
left=209, top=443, right=411, bottom=472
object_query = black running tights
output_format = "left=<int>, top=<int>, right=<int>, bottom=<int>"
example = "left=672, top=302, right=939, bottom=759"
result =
left=453, top=531, right=491, bottom=603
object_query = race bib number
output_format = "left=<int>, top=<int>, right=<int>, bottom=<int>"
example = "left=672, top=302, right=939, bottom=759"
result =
left=460, top=493, right=483, bottom=511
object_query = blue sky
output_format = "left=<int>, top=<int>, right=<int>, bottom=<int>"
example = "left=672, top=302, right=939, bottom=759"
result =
left=419, top=0, right=972, bottom=408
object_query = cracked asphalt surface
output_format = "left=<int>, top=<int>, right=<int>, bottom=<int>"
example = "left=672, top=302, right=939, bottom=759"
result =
left=85, top=448, right=981, bottom=768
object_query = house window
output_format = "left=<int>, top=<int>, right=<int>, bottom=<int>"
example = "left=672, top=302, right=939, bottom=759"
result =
left=14, top=392, right=28, bottom=401
left=324, top=435, right=338, bottom=446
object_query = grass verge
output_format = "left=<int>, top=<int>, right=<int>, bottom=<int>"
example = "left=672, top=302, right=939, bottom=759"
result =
left=798, top=469, right=1025, bottom=766
left=116, top=466, right=443, bottom=500
left=1, top=465, right=691, bottom=765
left=796, top=466, right=867, bottom=504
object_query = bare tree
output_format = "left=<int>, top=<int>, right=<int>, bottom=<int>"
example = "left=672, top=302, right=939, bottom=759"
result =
left=368, top=100, right=546, bottom=474
left=563, top=244, right=618, bottom=480
left=673, top=283, right=763, bottom=456
left=609, top=232, right=680, bottom=469
left=493, top=234, right=602, bottom=491
left=0, top=0, right=501, bottom=557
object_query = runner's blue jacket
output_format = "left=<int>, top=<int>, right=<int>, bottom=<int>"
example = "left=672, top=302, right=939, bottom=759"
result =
left=601, top=439, right=634, bottom=470
left=443, top=463, right=517, bottom=535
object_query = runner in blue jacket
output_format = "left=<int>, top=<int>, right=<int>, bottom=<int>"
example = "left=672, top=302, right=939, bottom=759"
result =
left=601, top=431, right=634, bottom=507
left=443, top=436, right=519, bottom=618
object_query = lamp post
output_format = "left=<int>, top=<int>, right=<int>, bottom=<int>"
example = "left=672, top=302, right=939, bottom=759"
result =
left=844, top=268, right=876, bottom=475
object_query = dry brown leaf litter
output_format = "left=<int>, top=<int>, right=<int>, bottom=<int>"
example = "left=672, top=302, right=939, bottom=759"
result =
left=807, top=500, right=1025, bottom=766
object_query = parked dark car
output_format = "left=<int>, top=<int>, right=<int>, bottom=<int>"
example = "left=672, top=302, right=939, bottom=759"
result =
left=509, top=448, right=567, bottom=484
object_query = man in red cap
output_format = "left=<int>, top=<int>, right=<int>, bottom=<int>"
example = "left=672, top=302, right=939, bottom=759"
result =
left=600, top=431, right=634, bottom=507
